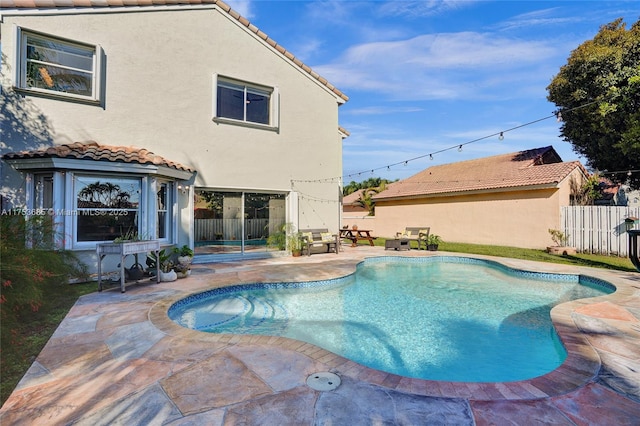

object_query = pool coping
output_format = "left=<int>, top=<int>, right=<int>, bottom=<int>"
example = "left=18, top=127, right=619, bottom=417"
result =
left=149, top=252, right=637, bottom=401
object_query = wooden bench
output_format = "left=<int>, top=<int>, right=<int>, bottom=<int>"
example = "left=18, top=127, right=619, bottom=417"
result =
left=395, top=227, right=430, bottom=250
left=300, top=228, right=339, bottom=256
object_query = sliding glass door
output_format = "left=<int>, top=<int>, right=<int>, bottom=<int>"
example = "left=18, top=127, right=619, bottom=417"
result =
left=194, top=190, right=285, bottom=254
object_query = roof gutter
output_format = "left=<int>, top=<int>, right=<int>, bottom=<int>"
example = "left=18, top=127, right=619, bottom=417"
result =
left=373, top=182, right=561, bottom=202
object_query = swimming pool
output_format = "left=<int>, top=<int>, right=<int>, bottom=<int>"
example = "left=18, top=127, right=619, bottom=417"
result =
left=168, top=256, right=614, bottom=382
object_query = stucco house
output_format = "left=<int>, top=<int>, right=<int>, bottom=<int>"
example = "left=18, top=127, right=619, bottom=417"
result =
left=371, top=146, right=588, bottom=249
left=0, top=0, right=348, bottom=271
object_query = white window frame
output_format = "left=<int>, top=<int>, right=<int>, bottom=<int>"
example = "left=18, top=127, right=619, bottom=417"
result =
left=155, top=180, right=174, bottom=243
left=14, top=26, right=103, bottom=104
left=212, top=74, right=279, bottom=130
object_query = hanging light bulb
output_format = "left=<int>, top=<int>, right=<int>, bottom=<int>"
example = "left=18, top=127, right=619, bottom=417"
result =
left=498, top=132, right=504, bottom=141
left=429, top=154, right=433, bottom=160
left=404, top=161, right=408, bottom=166
left=458, top=145, right=462, bottom=152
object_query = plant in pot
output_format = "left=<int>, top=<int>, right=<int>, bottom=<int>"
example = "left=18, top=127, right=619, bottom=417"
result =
left=173, top=245, right=194, bottom=278
left=426, top=234, right=442, bottom=251
left=267, top=223, right=301, bottom=256
left=547, top=229, right=576, bottom=255
left=288, top=230, right=303, bottom=257
left=147, top=249, right=177, bottom=282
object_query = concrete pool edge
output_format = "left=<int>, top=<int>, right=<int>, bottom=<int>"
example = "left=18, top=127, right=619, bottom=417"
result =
left=148, top=252, right=636, bottom=402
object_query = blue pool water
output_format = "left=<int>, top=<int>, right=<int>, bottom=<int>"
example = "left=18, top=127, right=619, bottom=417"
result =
left=169, top=257, right=614, bottom=382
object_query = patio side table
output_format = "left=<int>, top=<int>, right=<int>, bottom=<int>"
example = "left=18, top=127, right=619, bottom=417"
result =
left=385, top=239, right=410, bottom=251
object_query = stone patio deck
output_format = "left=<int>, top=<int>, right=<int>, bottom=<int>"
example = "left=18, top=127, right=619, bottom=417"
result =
left=1, top=247, right=639, bottom=425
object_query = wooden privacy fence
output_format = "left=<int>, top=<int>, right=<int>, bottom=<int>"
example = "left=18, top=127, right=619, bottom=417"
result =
left=561, top=206, right=640, bottom=256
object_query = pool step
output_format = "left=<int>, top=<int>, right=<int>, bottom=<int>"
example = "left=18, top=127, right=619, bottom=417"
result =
left=188, top=294, right=289, bottom=334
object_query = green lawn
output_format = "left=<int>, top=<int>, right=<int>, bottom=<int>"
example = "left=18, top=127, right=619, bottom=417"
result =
left=1, top=242, right=636, bottom=405
left=0, top=281, right=96, bottom=405
left=365, top=238, right=637, bottom=271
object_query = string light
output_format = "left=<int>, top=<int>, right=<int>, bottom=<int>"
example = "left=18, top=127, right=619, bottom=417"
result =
left=291, top=99, right=603, bottom=184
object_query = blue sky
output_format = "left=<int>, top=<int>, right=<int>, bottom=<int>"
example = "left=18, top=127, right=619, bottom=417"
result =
left=227, top=0, right=639, bottom=182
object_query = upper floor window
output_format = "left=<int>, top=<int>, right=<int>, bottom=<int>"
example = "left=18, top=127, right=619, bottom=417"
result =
left=213, top=75, right=278, bottom=129
left=16, top=28, right=102, bottom=103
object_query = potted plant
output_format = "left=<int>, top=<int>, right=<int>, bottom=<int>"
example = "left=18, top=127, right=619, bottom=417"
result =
left=147, top=249, right=177, bottom=282
left=174, top=245, right=194, bottom=265
left=267, top=223, right=302, bottom=256
left=173, top=245, right=194, bottom=278
left=426, top=234, right=442, bottom=251
left=288, top=230, right=303, bottom=257
left=547, top=229, right=576, bottom=255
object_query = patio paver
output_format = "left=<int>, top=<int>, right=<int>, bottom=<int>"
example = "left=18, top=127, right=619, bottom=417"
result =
left=1, top=247, right=639, bottom=425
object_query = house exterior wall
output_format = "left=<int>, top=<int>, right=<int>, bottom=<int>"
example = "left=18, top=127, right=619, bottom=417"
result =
left=374, top=188, right=561, bottom=249
left=368, top=163, right=586, bottom=249
left=1, top=6, right=344, bottom=267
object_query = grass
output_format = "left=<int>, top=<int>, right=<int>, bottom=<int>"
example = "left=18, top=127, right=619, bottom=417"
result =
left=0, top=281, right=96, bottom=405
left=367, top=238, right=637, bottom=272
left=1, top=241, right=636, bottom=406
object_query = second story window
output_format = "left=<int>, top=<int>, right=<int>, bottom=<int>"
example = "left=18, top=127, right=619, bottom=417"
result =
left=16, top=28, right=102, bottom=103
left=213, top=75, right=278, bottom=128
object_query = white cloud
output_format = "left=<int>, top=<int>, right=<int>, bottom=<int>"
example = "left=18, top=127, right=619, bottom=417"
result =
left=495, top=8, right=585, bottom=31
left=313, top=31, right=561, bottom=101
left=376, top=0, right=476, bottom=18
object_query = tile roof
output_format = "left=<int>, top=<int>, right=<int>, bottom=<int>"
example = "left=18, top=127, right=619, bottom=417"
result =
left=374, top=146, right=587, bottom=200
left=0, top=0, right=349, bottom=103
left=342, top=189, right=365, bottom=206
left=2, top=141, right=195, bottom=172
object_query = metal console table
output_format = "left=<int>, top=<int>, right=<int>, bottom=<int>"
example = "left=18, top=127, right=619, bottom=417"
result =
left=97, top=240, right=160, bottom=293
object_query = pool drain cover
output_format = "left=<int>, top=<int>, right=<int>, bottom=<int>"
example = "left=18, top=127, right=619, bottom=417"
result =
left=306, top=372, right=341, bottom=391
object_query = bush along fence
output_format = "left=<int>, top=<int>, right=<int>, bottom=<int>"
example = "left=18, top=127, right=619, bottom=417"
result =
left=561, top=206, right=640, bottom=256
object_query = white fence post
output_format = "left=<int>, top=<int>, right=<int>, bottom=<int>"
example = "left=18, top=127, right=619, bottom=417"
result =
left=561, top=206, right=640, bottom=256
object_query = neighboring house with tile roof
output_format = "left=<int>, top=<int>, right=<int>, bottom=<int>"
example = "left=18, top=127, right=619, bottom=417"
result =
left=370, top=146, right=589, bottom=248
left=342, top=190, right=368, bottom=214
left=0, top=0, right=347, bottom=270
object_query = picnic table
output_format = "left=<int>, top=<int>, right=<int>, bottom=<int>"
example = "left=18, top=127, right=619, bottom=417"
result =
left=340, top=228, right=377, bottom=247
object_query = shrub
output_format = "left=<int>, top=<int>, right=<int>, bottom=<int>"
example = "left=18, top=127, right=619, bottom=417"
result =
left=0, top=215, right=87, bottom=337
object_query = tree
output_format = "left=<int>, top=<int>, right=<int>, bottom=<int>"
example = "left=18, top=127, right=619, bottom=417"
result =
left=547, top=18, right=640, bottom=189
left=342, top=177, right=396, bottom=196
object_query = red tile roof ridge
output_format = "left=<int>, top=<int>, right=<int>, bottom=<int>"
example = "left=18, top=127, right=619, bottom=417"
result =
left=0, top=0, right=349, bottom=103
left=2, top=141, right=195, bottom=172
left=373, top=146, right=587, bottom=200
